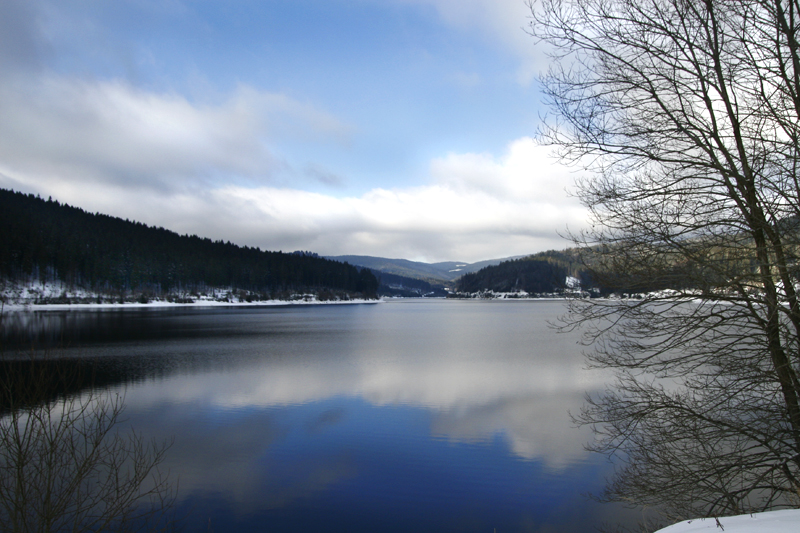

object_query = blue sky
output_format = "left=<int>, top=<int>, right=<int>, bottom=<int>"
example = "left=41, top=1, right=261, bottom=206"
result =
left=0, top=0, right=588, bottom=262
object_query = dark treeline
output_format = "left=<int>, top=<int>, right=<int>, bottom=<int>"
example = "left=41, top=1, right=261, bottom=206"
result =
left=0, top=189, right=378, bottom=298
left=456, top=246, right=729, bottom=296
left=456, top=255, right=575, bottom=294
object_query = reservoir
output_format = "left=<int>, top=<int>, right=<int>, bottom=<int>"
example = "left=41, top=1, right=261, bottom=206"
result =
left=1, top=299, right=638, bottom=532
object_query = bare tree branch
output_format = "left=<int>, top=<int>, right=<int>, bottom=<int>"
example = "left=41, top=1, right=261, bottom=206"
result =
left=529, top=0, right=800, bottom=523
left=0, top=353, right=177, bottom=533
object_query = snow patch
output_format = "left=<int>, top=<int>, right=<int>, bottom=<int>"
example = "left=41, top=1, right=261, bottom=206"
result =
left=0, top=279, right=378, bottom=310
left=655, top=509, right=800, bottom=533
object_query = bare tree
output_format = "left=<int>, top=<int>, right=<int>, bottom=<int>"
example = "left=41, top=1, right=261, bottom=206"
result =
left=0, top=355, right=176, bottom=532
left=528, top=0, right=800, bottom=523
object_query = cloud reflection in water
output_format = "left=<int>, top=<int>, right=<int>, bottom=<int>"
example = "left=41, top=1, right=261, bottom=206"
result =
left=4, top=266, right=639, bottom=530
left=118, top=301, right=610, bottom=473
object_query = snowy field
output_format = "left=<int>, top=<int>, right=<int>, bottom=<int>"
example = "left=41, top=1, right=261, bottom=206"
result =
left=655, top=509, right=800, bottom=532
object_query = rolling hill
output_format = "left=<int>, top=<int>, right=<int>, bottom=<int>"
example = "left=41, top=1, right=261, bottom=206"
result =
left=326, top=255, right=520, bottom=287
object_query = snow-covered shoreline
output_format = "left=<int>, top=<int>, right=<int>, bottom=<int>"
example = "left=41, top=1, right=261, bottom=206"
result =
left=654, top=508, right=800, bottom=532
left=0, top=279, right=379, bottom=312
left=1, top=298, right=380, bottom=312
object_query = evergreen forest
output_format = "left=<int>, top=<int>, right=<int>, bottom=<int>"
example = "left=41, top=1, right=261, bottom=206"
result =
left=455, top=255, right=576, bottom=295
left=454, top=247, right=714, bottom=297
left=0, top=189, right=378, bottom=301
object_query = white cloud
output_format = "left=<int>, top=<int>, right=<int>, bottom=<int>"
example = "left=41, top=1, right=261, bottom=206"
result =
left=0, top=74, right=351, bottom=192
left=0, top=0, right=583, bottom=262
left=431, top=137, right=576, bottom=203
left=396, top=0, right=548, bottom=84
left=202, top=137, right=588, bottom=260
left=2, top=126, right=586, bottom=261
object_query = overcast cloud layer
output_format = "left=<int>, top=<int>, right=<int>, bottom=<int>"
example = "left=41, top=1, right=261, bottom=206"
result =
left=0, top=0, right=586, bottom=263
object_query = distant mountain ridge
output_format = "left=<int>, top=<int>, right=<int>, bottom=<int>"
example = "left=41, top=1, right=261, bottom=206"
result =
left=326, top=255, right=522, bottom=286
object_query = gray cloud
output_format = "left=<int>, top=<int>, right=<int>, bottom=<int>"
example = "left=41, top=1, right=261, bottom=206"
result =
left=0, top=0, right=49, bottom=73
left=0, top=133, right=585, bottom=261
left=0, top=1, right=585, bottom=262
left=0, top=76, right=352, bottom=194
left=304, top=164, right=345, bottom=187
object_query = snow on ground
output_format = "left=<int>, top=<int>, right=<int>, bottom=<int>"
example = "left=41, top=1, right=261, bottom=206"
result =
left=0, top=279, right=379, bottom=310
left=2, top=279, right=94, bottom=302
left=2, top=299, right=380, bottom=311
left=655, top=509, right=800, bottom=532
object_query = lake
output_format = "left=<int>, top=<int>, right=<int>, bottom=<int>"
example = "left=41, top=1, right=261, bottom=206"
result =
left=1, top=299, right=639, bottom=532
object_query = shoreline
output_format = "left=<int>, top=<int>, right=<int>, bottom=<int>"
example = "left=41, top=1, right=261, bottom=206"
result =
left=1, top=298, right=381, bottom=312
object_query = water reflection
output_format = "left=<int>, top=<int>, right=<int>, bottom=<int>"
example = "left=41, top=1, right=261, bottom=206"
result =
left=1, top=300, right=632, bottom=532
left=120, top=346, right=602, bottom=469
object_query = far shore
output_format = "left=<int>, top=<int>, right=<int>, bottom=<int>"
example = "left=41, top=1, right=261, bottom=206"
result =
left=1, top=298, right=381, bottom=312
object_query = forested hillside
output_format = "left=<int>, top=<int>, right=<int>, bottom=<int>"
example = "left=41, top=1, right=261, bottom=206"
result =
left=455, top=254, right=578, bottom=295
left=455, top=246, right=717, bottom=297
left=369, top=270, right=448, bottom=297
left=0, top=189, right=378, bottom=300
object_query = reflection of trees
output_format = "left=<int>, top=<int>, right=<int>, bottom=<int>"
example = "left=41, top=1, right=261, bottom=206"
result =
left=0, top=309, right=246, bottom=351
left=0, top=357, right=177, bottom=413
left=0, top=356, right=176, bottom=532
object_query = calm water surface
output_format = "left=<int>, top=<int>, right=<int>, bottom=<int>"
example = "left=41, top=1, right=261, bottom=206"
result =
left=2, top=299, right=638, bottom=532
